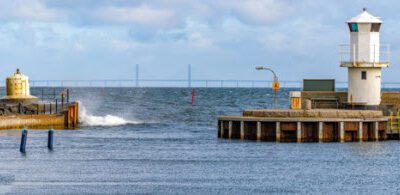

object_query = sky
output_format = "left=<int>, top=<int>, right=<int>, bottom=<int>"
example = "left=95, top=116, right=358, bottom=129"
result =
left=0, top=0, right=399, bottom=83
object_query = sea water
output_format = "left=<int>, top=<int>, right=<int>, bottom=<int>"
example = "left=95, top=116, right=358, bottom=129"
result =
left=0, top=88, right=400, bottom=194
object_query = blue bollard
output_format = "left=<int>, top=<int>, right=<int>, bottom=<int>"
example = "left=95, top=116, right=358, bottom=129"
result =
left=48, top=129, right=54, bottom=150
left=20, top=129, right=28, bottom=153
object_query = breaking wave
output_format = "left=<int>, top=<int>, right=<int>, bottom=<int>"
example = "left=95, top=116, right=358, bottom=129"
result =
left=79, top=102, right=142, bottom=127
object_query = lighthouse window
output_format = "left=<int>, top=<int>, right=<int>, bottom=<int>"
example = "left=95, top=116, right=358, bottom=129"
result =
left=361, top=71, right=367, bottom=80
left=371, top=23, right=381, bottom=32
left=348, top=23, right=358, bottom=32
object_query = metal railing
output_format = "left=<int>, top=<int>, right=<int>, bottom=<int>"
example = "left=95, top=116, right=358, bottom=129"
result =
left=1, top=100, right=70, bottom=115
left=0, top=88, right=70, bottom=102
left=339, top=44, right=390, bottom=65
left=30, top=88, right=68, bottom=101
left=35, top=101, right=70, bottom=115
left=33, top=88, right=71, bottom=115
left=389, top=112, right=400, bottom=132
left=0, top=88, right=72, bottom=115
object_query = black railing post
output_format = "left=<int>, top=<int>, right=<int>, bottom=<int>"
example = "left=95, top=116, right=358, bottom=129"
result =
left=67, top=88, right=70, bottom=103
left=61, top=96, right=64, bottom=110
left=18, top=103, right=23, bottom=114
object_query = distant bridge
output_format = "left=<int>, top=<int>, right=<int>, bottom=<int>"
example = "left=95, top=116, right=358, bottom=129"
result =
left=24, top=79, right=307, bottom=88
left=0, top=80, right=392, bottom=88
left=0, top=64, right=397, bottom=88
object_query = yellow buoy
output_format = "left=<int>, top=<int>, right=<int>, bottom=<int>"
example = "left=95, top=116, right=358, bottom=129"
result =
left=1, top=69, right=38, bottom=103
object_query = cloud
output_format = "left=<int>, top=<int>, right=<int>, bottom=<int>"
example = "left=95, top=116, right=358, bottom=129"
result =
left=224, top=0, right=295, bottom=25
left=0, top=0, right=296, bottom=30
left=93, top=4, right=177, bottom=28
left=110, top=39, right=143, bottom=51
left=0, top=0, right=61, bottom=22
left=0, top=0, right=398, bottom=81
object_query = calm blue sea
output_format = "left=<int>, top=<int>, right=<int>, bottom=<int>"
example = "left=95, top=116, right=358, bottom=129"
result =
left=0, top=87, right=400, bottom=194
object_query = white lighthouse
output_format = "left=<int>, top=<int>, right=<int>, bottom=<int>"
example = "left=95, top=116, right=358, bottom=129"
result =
left=340, top=8, right=390, bottom=107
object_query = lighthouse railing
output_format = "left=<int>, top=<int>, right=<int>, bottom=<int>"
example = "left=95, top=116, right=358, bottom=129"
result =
left=339, top=44, right=390, bottom=66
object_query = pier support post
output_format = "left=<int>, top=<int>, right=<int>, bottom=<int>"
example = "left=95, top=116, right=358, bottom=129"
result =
left=48, top=129, right=54, bottom=150
left=257, top=122, right=261, bottom=141
left=220, top=121, right=224, bottom=138
left=20, top=129, right=28, bottom=153
left=276, top=122, right=281, bottom=142
left=358, top=122, right=363, bottom=142
left=240, top=121, right=244, bottom=140
left=297, top=122, right=302, bottom=143
left=339, top=122, right=345, bottom=143
left=228, top=121, right=232, bottom=139
left=374, top=122, right=379, bottom=141
left=318, top=122, right=323, bottom=142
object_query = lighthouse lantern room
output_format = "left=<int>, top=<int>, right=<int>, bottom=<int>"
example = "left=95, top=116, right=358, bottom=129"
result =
left=340, top=8, right=390, bottom=107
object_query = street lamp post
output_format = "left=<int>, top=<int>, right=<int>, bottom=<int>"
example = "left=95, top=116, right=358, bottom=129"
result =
left=256, top=66, right=279, bottom=109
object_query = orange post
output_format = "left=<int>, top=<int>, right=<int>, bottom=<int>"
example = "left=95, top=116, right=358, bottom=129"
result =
left=191, top=88, right=196, bottom=106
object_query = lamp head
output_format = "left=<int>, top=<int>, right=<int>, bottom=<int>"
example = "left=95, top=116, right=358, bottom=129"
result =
left=255, top=66, right=264, bottom=70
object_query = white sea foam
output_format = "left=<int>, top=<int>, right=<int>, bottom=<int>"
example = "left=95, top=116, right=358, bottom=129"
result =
left=79, top=102, right=141, bottom=127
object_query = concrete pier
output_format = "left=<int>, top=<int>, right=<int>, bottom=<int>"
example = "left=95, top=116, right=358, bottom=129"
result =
left=218, top=109, right=389, bottom=142
left=0, top=102, right=79, bottom=130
